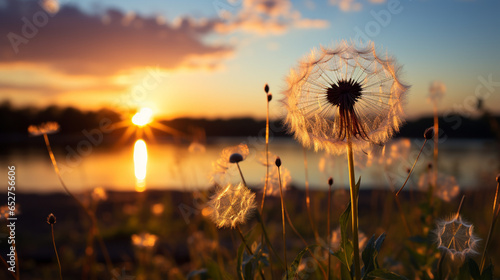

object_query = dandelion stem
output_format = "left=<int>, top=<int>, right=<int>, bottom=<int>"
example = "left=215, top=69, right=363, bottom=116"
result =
left=455, top=195, right=466, bottom=219
left=277, top=165, right=288, bottom=278
left=303, top=148, right=320, bottom=243
left=260, top=96, right=270, bottom=213
left=480, top=181, right=500, bottom=272
left=42, top=134, right=114, bottom=274
left=346, top=140, right=361, bottom=280
left=327, top=180, right=332, bottom=280
left=236, top=162, right=248, bottom=187
left=396, top=139, right=428, bottom=196
left=51, top=224, right=63, bottom=280
left=433, top=103, right=439, bottom=188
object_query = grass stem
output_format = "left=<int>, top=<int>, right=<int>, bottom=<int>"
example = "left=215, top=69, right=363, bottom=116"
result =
left=51, top=224, right=63, bottom=280
left=277, top=165, right=288, bottom=278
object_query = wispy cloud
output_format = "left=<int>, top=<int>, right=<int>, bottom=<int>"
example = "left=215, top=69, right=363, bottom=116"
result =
left=329, top=0, right=386, bottom=12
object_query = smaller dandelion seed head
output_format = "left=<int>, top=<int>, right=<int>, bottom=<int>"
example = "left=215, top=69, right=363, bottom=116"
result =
left=424, top=127, right=434, bottom=140
left=275, top=156, right=281, bottom=167
left=229, top=153, right=244, bottom=163
left=28, top=122, right=60, bottom=136
left=264, top=84, right=270, bottom=94
left=267, top=93, right=272, bottom=102
left=47, top=213, right=56, bottom=225
left=434, top=215, right=480, bottom=260
left=211, top=144, right=249, bottom=185
left=207, top=183, right=257, bottom=228
left=328, top=177, right=333, bottom=186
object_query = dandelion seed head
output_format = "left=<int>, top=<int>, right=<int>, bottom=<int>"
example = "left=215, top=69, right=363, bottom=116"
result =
left=435, top=215, right=479, bottom=260
left=207, top=183, right=256, bottom=228
left=429, top=81, right=446, bottom=104
left=210, top=144, right=249, bottom=185
left=282, top=41, right=409, bottom=155
left=418, top=172, right=460, bottom=202
left=91, top=187, right=107, bottom=202
left=229, top=153, right=244, bottom=163
left=28, top=122, right=60, bottom=136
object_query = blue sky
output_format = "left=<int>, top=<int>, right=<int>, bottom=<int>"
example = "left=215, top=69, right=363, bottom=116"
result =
left=1, top=0, right=499, bottom=120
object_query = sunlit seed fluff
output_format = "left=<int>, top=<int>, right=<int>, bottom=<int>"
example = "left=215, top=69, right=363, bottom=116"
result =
left=131, top=233, right=158, bottom=249
left=418, top=172, right=460, bottom=202
left=428, top=80, right=446, bottom=104
left=210, top=144, right=249, bottom=185
left=435, top=215, right=480, bottom=260
left=262, top=166, right=291, bottom=197
left=282, top=41, right=409, bottom=155
left=207, top=183, right=257, bottom=228
left=28, top=122, right=60, bottom=136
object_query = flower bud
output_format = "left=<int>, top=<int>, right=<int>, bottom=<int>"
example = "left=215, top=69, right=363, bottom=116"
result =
left=496, top=174, right=500, bottom=183
left=424, top=127, right=434, bottom=140
left=275, top=156, right=281, bottom=167
left=264, top=84, right=269, bottom=94
left=229, top=153, right=244, bottom=163
left=267, top=93, right=272, bottom=102
left=328, top=177, right=333, bottom=186
left=47, top=213, right=56, bottom=225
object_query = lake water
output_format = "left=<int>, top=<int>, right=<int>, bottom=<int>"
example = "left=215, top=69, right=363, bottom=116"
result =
left=3, top=137, right=499, bottom=193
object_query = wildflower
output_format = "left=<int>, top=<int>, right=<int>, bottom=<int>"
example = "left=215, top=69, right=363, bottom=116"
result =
left=435, top=215, right=479, bottom=260
left=132, top=233, right=158, bottom=249
left=207, top=183, right=257, bottom=228
left=211, top=144, right=249, bottom=185
left=47, top=213, right=56, bottom=225
left=428, top=81, right=446, bottom=104
left=418, top=172, right=460, bottom=202
left=282, top=41, right=409, bottom=155
left=28, top=122, right=60, bottom=136
left=262, top=166, right=291, bottom=196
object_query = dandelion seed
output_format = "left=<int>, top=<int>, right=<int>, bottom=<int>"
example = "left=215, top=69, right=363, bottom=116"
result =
left=282, top=41, right=409, bottom=155
left=206, top=183, right=257, bottom=228
left=28, top=122, right=60, bottom=136
left=435, top=215, right=480, bottom=260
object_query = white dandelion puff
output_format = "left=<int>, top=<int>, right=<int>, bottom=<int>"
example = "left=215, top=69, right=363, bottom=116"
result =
left=435, top=215, right=480, bottom=260
left=207, top=183, right=257, bottom=228
left=28, top=122, right=60, bottom=136
left=282, top=41, right=409, bottom=155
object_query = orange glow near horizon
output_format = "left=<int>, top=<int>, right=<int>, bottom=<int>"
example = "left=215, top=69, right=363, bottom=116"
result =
left=134, top=139, right=147, bottom=192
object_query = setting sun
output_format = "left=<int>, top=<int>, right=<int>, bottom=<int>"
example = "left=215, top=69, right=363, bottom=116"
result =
left=132, top=108, right=153, bottom=127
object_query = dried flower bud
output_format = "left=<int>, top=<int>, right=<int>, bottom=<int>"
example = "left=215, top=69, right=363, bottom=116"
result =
left=275, top=156, right=281, bottom=167
left=47, top=213, right=56, bottom=225
left=427, top=163, right=433, bottom=170
left=229, top=153, right=244, bottom=163
left=328, top=177, right=333, bottom=186
left=424, top=127, right=434, bottom=140
left=496, top=174, right=500, bottom=183
left=264, top=84, right=269, bottom=94
left=267, top=93, right=272, bottom=102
